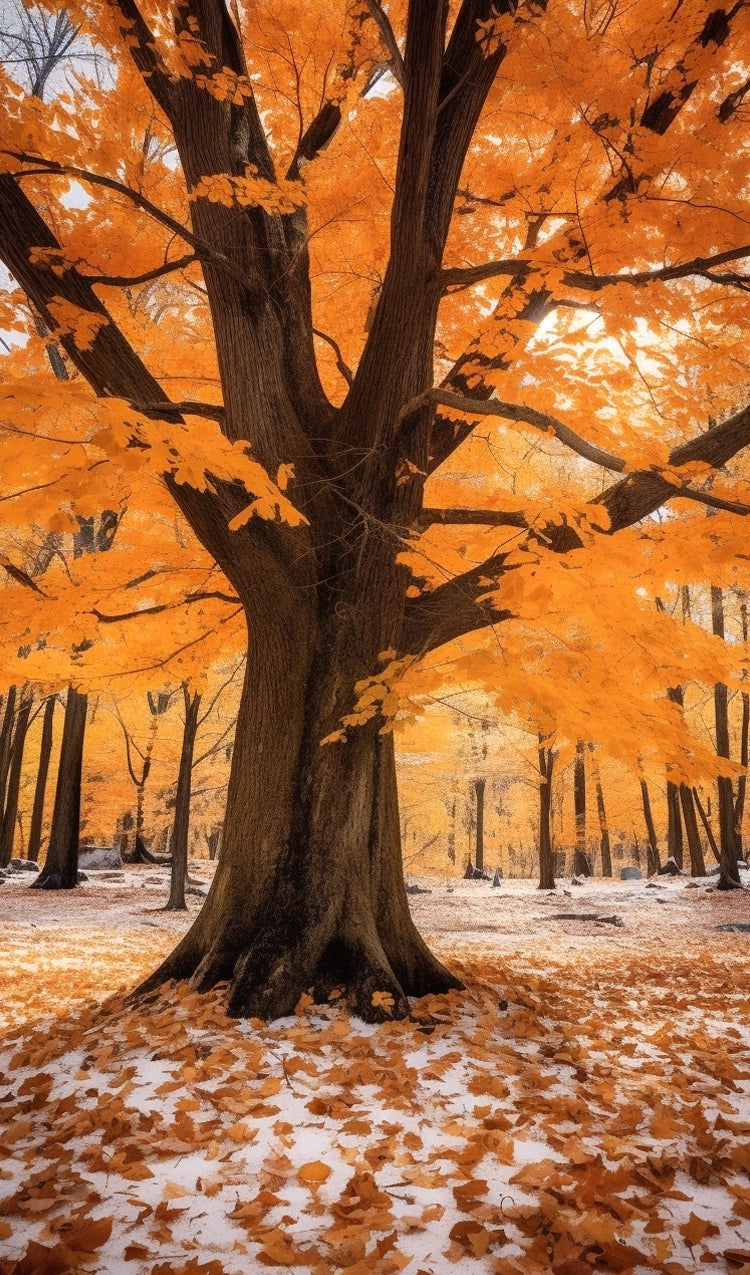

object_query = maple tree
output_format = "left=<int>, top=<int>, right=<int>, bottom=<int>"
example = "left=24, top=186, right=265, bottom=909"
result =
left=2, top=0, right=750, bottom=1019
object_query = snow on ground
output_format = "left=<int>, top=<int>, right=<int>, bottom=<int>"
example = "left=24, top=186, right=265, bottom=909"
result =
left=1, top=867, right=750, bottom=1274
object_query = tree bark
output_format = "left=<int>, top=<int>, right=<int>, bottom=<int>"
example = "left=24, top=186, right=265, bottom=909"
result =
left=32, top=688, right=87, bottom=890
left=734, top=598, right=749, bottom=857
left=0, top=695, right=32, bottom=867
left=573, top=740, right=591, bottom=876
left=165, top=688, right=201, bottom=911
left=711, top=585, right=742, bottom=887
left=679, top=784, right=706, bottom=877
left=538, top=744, right=555, bottom=890
left=666, top=780, right=684, bottom=869
left=474, top=777, right=486, bottom=875
left=589, top=745, right=612, bottom=877
left=693, top=786, right=721, bottom=864
left=0, top=687, right=18, bottom=829
left=640, top=776, right=661, bottom=874
left=27, top=694, right=56, bottom=863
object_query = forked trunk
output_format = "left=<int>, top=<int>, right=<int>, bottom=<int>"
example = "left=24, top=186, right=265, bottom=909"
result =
left=138, top=606, right=461, bottom=1022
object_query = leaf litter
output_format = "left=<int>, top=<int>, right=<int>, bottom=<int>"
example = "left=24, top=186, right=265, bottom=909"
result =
left=1, top=873, right=750, bottom=1274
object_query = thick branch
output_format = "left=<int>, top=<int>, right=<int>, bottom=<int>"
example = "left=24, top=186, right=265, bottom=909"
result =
left=419, top=507, right=528, bottom=528
left=129, top=399, right=225, bottom=422
left=403, top=388, right=625, bottom=472
left=440, top=243, right=750, bottom=293
left=404, top=399, right=750, bottom=652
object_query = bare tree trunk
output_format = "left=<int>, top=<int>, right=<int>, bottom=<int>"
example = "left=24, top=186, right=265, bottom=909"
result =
left=474, top=776, right=485, bottom=875
left=32, top=688, right=87, bottom=890
left=165, top=688, right=201, bottom=911
left=734, top=597, right=749, bottom=857
left=0, top=695, right=32, bottom=867
left=679, top=784, right=706, bottom=877
left=666, top=780, right=684, bottom=868
left=589, top=745, right=611, bottom=877
left=693, top=786, right=721, bottom=864
left=538, top=743, right=556, bottom=890
left=711, top=585, right=741, bottom=888
left=27, top=694, right=56, bottom=863
left=640, top=775, right=661, bottom=875
left=573, top=740, right=591, bottom=876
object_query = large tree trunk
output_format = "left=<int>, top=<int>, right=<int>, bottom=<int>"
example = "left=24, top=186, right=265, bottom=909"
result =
left=165, top=688, right=201, bottom=912
left=711, top=585, right=742, bottom=888
left=734, top=598, right=749, bottom=856
left=32, top=688, right=87, bottom=890
left=0, top=687, right=18, bottom=825
left=474, top=777, right=486, bottom=875
left=27, top=694, right=56, bottom=863
left=572, top=740, right=591, bottom=876
left=0, top=694, right=32, bottom=867
left=138, top=603, right=462, bottom=1021
left=537, top=744, right=555, bottom=890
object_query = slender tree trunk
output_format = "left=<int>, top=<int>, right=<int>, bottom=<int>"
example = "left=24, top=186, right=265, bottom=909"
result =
left=538, top=744, right=555, bottom=890
left=666, top=780, right=684, bottom=868
left=206, top=827, right=221, bottom=861
left=640, top=775, right=661, bottom=874
left=589, top=745, right=611, bottom=877
left=0, top=695, right=32, bottom=867
left=0, top=687, right=18, bottom=824
left=679, top=785, right=706, bottom=877
left=32, top=688, right=87, bottom=890
left=474, top=776, right=485, bottom=875
left=693, top=786, right=721, bottom=864
left=27, top=694, right=56, bottom=863
left=734, top=598, right=749, bottom=859
left=573, top=740, right=591, bottom=876
left=711, top=585, right=741, bottom=887
left=165, top=688, right=201, bottom=911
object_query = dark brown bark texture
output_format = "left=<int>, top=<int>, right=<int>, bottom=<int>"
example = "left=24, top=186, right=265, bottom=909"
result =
left=474, top=777, right=486, bottom=874
left=711, top=587, right=742, bottom=888
left=32, top=688, right=87, bottom=890
left=573, top=742, right=591, bottom=877
left=537, top=745, right=555, bottom=890
left=3, top=0, right=750, bottom=1016
left=640, top=777, right=661, bottom=875
left=0, top=694, right=32, bottom=867
left=166, top=689, right=201, bottom=911
left=27, top=694, right=56, bottom=863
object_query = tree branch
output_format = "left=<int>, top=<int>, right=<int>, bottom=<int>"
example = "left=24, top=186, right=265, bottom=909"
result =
left=440, top=243, right=750, bottom=293
left=5, top=154, right=256, bottom=290
left=85, top=254, right=199, bottom=288
left=129, top=399, right=225, bottom=422
left=363, top=0, right=405, bottom=86
left=403, top=399, right=750, bottom=652
left=419, top=507, right=528, bottom=528
left=402, top=388, right=626, bottom=472
left=312, top=328, right=353, bottom=388
left=92, top=589, right=240, bottom=624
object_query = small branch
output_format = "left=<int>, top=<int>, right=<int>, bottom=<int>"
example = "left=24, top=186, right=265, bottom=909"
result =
left=363, top=0, right=405, bottom=86
left=401, top=388, right=626, bottom=472
left=312, top=327, right=353, bottom=387
left=0, top=556, right=47, bottom=595
left=6, top=153, right=256, bottom=290
left=670, top=486, right=750, bottom=516
left=92, top=590, right=240, bottom=624
left=128, top=399, right=225, bottom=422
left=85, top=254, right=198, bottom=288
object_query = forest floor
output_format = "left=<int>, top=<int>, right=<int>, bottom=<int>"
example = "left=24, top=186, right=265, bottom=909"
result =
left=1, top=866, right=750, bottom=1275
